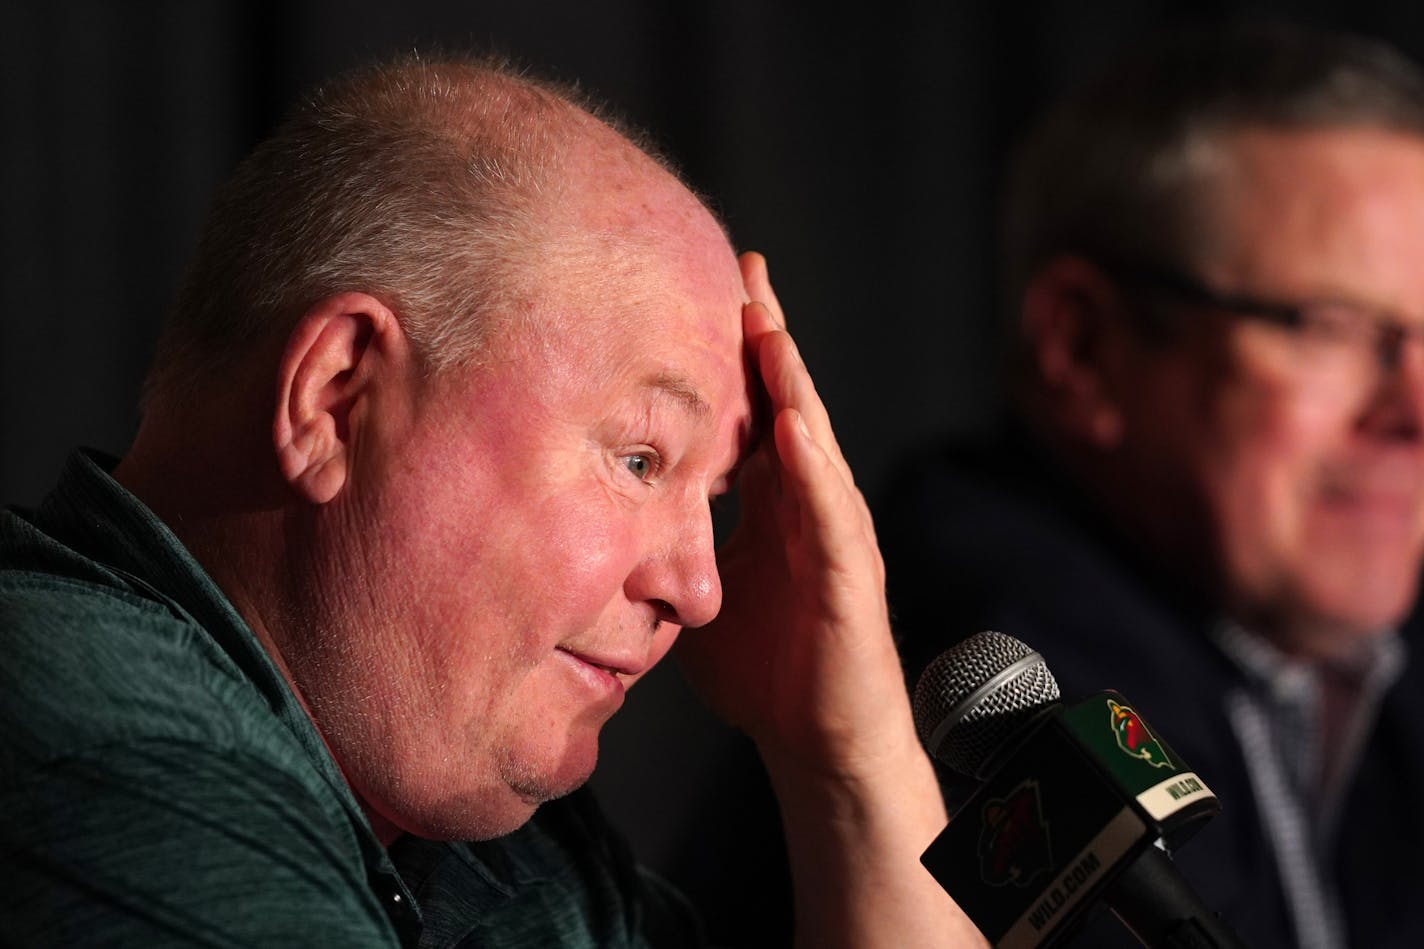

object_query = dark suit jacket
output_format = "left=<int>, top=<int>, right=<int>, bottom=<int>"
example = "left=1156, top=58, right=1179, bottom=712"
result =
left=877, top=427, right=1424, bottom=949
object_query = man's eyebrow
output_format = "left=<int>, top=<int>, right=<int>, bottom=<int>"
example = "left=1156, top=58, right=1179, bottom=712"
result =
left=644, top=372, right=710, bottom=418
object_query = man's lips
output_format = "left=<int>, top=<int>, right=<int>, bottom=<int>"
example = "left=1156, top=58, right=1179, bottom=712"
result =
left=555, top=646, right=648, bottom=679
left=1318, top=455, right=1424, bottom=503
left=1317, top=481, right=1423, bottom=522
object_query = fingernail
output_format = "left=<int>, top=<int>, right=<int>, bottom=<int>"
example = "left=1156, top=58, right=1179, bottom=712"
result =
left=795, top=412, right=809, bottom=439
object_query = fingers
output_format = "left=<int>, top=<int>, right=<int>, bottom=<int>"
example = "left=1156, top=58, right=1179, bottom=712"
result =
left=740, top=251, right=787, bottom=329
left=746, top=302, right=851, bottom=477
left=742, top=296, right=781, bottom=360
left=738, top=250, right=867, bottom=574
left=773, top=407, right=857, bottom=538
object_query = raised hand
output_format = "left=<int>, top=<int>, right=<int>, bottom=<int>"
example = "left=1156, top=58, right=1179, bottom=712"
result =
left=677, top=251, right=987, bottom=949
left=678, top=252, right=912, bottom=779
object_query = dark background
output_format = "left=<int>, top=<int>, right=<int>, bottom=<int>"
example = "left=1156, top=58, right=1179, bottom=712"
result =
left=6, top=1, right=1424, bottom=944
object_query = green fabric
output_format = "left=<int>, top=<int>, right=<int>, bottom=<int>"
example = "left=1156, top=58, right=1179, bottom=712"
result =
left=0, top=451, right=704, bottom=948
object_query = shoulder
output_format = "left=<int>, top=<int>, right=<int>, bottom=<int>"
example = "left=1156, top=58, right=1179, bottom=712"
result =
left=0, top=736, right=397, bottom=946
left=878, top=437, right=1212, bottom=680
left=0, top=524, right=396, bottom=945
left=0, top=569, right=283, bottom=772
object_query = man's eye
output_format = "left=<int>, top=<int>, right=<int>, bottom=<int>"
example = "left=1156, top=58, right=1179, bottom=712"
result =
left=623, top=453, right=657, bottom=482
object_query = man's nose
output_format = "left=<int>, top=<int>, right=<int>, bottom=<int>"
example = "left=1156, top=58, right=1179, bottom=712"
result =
left=1361, top=325, right=1424, bottom=440
left=628, top=498, right=723, bottom=630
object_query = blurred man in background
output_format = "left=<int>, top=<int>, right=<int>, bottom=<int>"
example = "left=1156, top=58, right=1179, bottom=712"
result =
left=881, top=22, right=1424, bottom=949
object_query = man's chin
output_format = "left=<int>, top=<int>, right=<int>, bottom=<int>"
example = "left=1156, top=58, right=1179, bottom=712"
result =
left=507, top=758, right=596, bottom=807
left=1271, top=590, right=1410, bottom=660
left=384, top=735, right=599, bottom=839
left=501, top=736, right=600, bottom=806
left=362, top=756, right=595, bottom=842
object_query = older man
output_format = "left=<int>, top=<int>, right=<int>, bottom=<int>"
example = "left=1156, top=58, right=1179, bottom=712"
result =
left=881, top=23, right=1424, bottom=949
left=0, top=59, right=981, bottom=947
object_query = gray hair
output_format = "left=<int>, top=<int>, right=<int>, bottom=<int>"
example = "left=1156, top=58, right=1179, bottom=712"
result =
left=144, top=55, right=599, bottom=406
left=1001, top=22, right=1424, bottom=314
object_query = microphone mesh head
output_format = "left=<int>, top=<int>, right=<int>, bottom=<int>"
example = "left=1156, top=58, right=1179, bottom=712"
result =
left=912, top=630, right=1060, bottom=778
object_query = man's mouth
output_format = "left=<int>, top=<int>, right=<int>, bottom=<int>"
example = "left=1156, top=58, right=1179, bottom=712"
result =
left=555, top=646, right=645, bottom=679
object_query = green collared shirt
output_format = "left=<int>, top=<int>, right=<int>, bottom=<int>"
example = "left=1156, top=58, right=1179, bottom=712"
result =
left=0, top=451, right=702, bottom=948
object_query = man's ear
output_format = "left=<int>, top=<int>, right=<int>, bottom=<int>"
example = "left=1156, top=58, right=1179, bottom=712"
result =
left=1020, top=256, right=1133, bottom=449
left=273, top=292, right=407, bottom=504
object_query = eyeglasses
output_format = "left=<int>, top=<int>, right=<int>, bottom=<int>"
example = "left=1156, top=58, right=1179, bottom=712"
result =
left=1110, top=261, right=1424, bottom=385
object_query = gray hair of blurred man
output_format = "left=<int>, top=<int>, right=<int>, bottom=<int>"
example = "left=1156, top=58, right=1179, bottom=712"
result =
left=142, top=56, right=660, bottom=407
left=1001, top=21, right=1424, bottom=338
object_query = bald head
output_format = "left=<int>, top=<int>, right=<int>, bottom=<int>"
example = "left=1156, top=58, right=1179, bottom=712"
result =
left=145, top=56, right=687, bottom=408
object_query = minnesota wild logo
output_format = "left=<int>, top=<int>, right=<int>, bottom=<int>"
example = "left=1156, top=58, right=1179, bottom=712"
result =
left=978, top=779, right=1054, bottom=887
left=1106, top=699, right=1172, bottom=769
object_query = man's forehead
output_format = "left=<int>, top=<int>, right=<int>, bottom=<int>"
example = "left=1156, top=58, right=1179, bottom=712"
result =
left=1204, top=127, right=1424, bottom=281
left=555, top=130, right=743, bottom=287
left=540, top=130, right=754, bottom=443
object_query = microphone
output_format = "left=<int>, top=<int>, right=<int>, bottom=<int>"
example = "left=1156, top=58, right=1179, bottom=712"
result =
left=913, top=631, right=1249, bottom=949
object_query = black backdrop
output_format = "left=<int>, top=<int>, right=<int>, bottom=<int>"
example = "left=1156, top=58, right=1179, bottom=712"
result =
left=7, top=1, right=1424, bottom=944
left=11, top=0, right=1424, bottom=506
